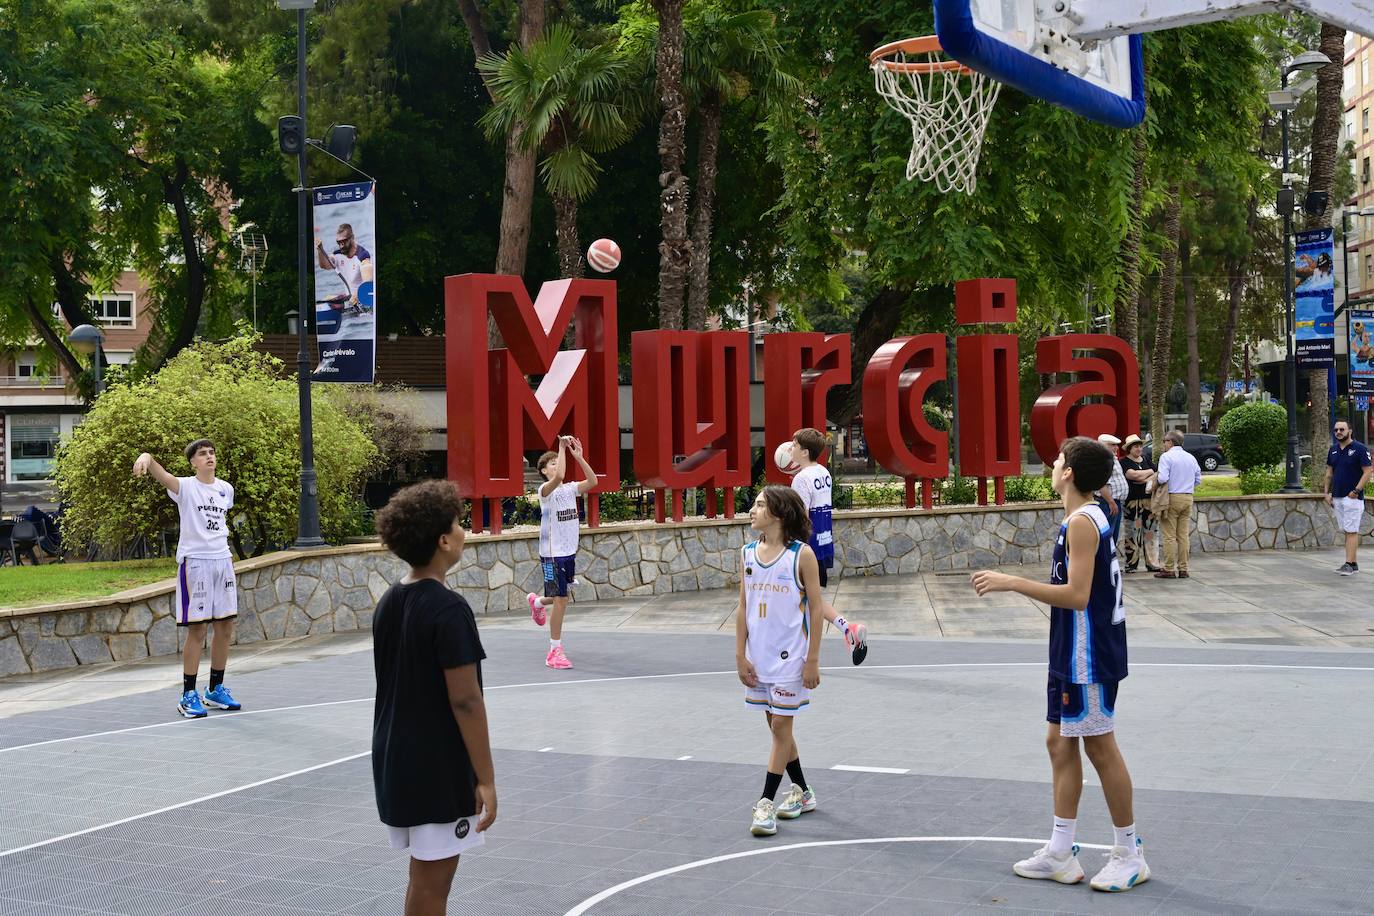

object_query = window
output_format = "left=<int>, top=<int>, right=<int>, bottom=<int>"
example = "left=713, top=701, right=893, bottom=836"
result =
left=8, top=415, right=61, bottom=481
left=1367, top=253, right=1373, bottom=285
left=1364, top=58, right=1370, bottom=86
left=1348, top=111, right=1358, bottom=141
left=89, top=293, right=134, bottom=327
left=1347, top=62, right=1357, bottom=89
left=1365, top=108, right=1371, bottom=134
left=1365, top=156, right=1372, bottom=184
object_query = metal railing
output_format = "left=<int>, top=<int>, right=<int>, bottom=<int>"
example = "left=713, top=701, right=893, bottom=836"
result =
left=0, top=375, right=67, bottom=388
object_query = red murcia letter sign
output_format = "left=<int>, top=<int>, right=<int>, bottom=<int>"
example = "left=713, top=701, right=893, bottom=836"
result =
left=861, top=334, right=948, bottom=509
left=762, top=333, right=851, bottom=483
left=444, top=274, right=1141, bottom=520
left=954, top=278, right=1022, bottom=504
left=631, top=330, right=751, bottom=522
left=1030, top=334, right=1141, bottom=465
left=445, top=274, right=619, bottom=533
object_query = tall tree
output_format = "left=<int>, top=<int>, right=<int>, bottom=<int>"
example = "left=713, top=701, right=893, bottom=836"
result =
left=1148, top=186, right=1184, bottom=445
left=1116, top=129, right=1149, bottom=352
left=650, top=0, right=692, bottom=329
left=1302, top=22, right=1346, bottom=475
left=479, top=25, right=638, bottom=278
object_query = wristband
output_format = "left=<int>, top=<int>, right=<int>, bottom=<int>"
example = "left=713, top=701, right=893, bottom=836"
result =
left=834, top=616, right=848, bottom=633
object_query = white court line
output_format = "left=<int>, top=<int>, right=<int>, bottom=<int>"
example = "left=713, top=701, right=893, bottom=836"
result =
left=562, top=835, right=1114, bottom=916
left=832, top=764, right=910, bottom=774
left=0, top=751, right=369, bottom=859
left=676, top=755, right=693, bottom=760
left=538, top=746, right=555, bottom=752
left=7, top=659, right=1374, bottom=755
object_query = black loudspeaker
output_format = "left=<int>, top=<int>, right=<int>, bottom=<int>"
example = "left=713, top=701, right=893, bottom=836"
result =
left=1276, top=187, right=1295, bottom=216
left=277, top=116, right=304, bottom=155
left=1303, top=190, right=1329, bottom=217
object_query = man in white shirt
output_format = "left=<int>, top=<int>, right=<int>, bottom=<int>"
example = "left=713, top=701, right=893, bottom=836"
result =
left=133, top=439, right=242, bottom=718
left=1153, top=431, right=1202, bottom=579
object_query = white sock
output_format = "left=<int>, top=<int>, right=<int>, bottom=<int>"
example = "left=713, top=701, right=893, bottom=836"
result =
left=1048, top=817, right=1077, bottom=856
left=550, top=638, right=561, bottom=649
left=1113, top=823, right=1138, bottom=853
left=834, top=616, right=849, bottom=634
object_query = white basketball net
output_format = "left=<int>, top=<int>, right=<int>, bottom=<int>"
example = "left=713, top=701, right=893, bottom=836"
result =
left=872, top=45, right=1001, bottom=195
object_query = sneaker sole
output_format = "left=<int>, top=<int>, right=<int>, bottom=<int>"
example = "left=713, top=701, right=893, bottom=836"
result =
left=750, top=824, right=777, bottom=836
left=775, top=808, right=802, bottom=820
left=177, top=706, right=207, bottom=719
left=1013, top=864, right=1084, bottom=884
left=1091, top=866, right=1149, bottom=892
left=203, top=700, right=240, bottom=710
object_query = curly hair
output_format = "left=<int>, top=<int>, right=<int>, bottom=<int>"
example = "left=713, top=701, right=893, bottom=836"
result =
left=1060, top=436, right=1115, bottom=495
left=375, top=479, right=465, bottom=567
left=536, top=450, right=559, bottom=474
left=759, top=484, right=811, bottom=546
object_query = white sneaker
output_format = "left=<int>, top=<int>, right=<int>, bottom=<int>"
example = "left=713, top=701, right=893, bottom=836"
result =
left=775, top=785, right=805, bottom=820
left=750, top=799, right=777, bottom=836
left=1090, top=843, right=1150, bottom=892
left=1013, top=844, right=1084, bottom=884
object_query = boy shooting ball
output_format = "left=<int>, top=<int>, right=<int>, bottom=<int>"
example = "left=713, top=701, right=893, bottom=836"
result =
left=372, top=480, right=495, bottom=916
left=526, top=435, right=598, bottom=669
left=133, top=440, right=241, bottom=719
left=788, top=428, right=869, bottom=664
left=972, top=436, right=1148, bottom=893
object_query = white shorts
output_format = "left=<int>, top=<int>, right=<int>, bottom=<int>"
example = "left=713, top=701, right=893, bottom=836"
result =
left=386, top=816, right=486, bottom=861
left=744, top=680, right=810, bottom=716
left=175, top=557, right=238, bottom=626
left=1333, top=496, right=1366, bottom=534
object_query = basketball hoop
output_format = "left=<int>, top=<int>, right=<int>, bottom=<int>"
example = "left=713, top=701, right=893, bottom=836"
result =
left=870, top=36, right=1001, bottom=195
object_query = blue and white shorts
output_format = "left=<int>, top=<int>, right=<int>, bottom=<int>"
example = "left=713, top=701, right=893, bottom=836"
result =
left=745, top=680, right=810, bottom=717
left=541, top=555, right=576, bottom=599
left=175, top=557, right=238, bottom=627
left=1047, top=678, right=1118, bottom=737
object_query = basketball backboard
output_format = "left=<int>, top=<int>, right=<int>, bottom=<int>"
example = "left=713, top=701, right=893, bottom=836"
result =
left=934, top=0, right=1146, bottom=128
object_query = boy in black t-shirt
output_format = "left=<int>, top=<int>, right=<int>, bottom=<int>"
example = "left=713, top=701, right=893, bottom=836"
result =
left=372, top=480, right=495, bottom=916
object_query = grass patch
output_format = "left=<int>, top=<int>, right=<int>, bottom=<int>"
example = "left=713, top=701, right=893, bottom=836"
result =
left=1195, top=476, right=1243, bottom=498
left=0, top=559, right=178, bottom=609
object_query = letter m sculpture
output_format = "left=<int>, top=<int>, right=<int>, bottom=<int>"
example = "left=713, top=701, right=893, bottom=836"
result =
left=446, top=274, right=619, bottom=534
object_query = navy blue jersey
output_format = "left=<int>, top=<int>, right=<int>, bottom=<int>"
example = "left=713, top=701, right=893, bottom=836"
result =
left=1047, top=504, right=1127, bottom=684
left=1327, top=440, right=1372, bottom=499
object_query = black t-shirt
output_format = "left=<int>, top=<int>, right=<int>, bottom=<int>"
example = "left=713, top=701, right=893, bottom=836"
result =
left=372, top=579, right=485, bottom=827
left=1119, top=455, right=1152, bottom=502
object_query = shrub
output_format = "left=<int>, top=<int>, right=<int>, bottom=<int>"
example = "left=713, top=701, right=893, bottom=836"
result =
left=1238, top=464, right=1285, bottom=495
left=54, top=334, right=377, bottom=558
left=1004, top=475, right=1053, bottom=502
left=1216, top=402, right=1287, bottom=471
left=598, top=490, right=636, bottom=522
left=942, top=475, right=978, bottom=505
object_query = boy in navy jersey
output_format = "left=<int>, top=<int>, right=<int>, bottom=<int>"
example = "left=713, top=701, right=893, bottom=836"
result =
left=972, top=437, right=1148, bottom=893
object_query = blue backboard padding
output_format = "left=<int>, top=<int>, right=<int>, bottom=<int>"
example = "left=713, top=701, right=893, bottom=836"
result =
left=934, top=0, right=1146, bottom=129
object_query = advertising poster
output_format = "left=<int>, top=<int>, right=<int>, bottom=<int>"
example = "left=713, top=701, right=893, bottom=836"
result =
left=311, top=181, right=376, bottom=383
left=1294, top=227, right=1335, bottom=370
left=1349, top=307, right=1374, bottom=396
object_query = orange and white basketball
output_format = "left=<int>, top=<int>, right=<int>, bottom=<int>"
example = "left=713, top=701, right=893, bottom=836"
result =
left=587, top=238, right=621, bottom=273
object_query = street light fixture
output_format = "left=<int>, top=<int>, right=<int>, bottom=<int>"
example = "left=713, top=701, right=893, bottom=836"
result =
left=68, top=323, right=105, bottom=397
left=1271, top=49, right=1332, bottom=493
left=279, top=0, right=325, bottom=549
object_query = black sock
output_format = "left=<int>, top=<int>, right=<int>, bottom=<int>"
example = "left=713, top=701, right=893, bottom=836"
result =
left=786, top=758, right=808, bottom=793
left=209, top=668, right=225, bottom=691
left=762, top=771, right=783, bottom=802
left=183, top=673, right=196, bottom=694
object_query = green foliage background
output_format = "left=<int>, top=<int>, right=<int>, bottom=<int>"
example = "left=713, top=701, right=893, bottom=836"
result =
left=53, top=336, right=377, bottom=557
left=1216, top=401, right=1288, bottom=471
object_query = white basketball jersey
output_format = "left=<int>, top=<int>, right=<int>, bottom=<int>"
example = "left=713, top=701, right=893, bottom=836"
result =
left=742, top=540, right=810, bottom=682
left=538, top=482, right=580, bottom=558
left=168, top=476, right=234, bottom=561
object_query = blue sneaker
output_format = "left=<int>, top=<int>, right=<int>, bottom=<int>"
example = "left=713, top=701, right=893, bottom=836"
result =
left=203, top=684, right=241, bottom=711
left=178, top=690, right=207, bottom=718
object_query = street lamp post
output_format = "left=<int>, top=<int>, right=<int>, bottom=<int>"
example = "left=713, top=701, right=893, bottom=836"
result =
left=68, top=323, right=105, bottom=397
left=279, top=0, right=325, bottom=549
left=1273, top=50, right=1332, bottom=492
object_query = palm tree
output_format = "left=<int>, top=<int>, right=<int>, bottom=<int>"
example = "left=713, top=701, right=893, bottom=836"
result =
left=680, top=6, right=797, bottom=330
left=650, top=0, right=691, bottom=329
left=478, top=26, right=637, bottom=278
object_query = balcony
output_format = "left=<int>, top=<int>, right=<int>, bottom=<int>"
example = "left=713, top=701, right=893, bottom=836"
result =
left=0, top=375, right=68, bottom=389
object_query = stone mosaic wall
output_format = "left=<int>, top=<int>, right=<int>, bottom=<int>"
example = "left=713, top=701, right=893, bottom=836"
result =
left=0, top=495, right=1363, bottom=676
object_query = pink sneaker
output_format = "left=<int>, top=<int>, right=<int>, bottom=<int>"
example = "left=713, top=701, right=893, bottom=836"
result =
left=527, top=593, right=547, bottom=627
left=545, top=646, right=573, bottom=669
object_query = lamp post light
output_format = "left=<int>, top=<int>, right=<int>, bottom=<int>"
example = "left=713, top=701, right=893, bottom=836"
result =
left=1271, top=49, right=1332, bottom=492
left=277, top=0, right=325, bottom=549
left=68, top=323, right=105, bottom=397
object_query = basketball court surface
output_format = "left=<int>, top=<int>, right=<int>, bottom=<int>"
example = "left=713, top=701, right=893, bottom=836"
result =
left=3, top=551, right=1374, bottom=915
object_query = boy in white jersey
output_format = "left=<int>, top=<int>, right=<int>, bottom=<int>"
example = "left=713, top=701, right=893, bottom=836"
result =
left=526, top=436, right=597, bottom=669
left=133, top=439, right=242, bottom=719
left=788, top=428, right=868, bottom=664
left=736, top=485, right=828, bottom=837
left=972, top=437, right=1147, bottom=893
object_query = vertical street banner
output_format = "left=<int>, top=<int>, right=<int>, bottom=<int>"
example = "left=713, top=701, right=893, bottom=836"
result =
left=1293, top=227, right=1335, bottom=370
left=1350, top=307, right=1374, bottom=396
left=311, top=181, right=377, bottom=383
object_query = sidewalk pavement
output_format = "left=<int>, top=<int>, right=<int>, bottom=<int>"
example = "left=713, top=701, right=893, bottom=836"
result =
left=1, top=546, right=1368, bottom=720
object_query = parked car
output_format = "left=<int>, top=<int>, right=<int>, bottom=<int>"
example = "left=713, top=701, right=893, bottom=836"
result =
left=1143, top=433, right=1227, bottom=472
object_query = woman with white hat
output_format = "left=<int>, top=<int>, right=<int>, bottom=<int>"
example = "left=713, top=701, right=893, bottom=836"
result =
left=1117, top=435, right=1161, bottom=572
